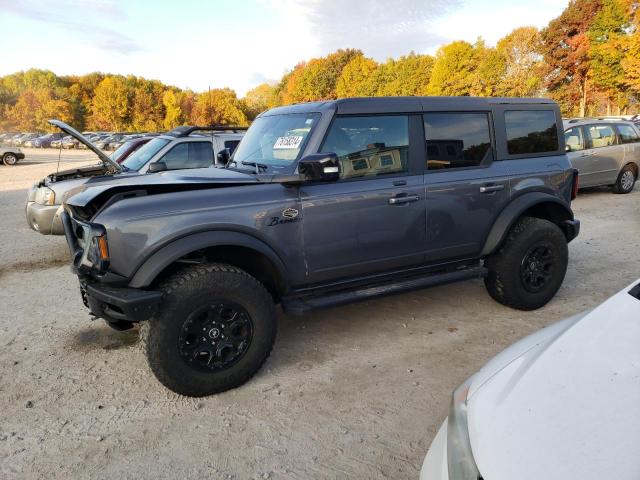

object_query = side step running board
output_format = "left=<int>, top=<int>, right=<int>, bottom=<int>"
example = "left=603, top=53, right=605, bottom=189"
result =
left=283, top=266, right=487, bottom=315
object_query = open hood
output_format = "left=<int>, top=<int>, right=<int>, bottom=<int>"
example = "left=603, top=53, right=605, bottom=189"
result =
left=48, top=119, right=122, bottom=173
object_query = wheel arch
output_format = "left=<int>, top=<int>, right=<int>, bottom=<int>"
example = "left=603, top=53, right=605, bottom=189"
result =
left=128, top=231, right=290, bottom=300
left=481, top=193, right=575, bottom=257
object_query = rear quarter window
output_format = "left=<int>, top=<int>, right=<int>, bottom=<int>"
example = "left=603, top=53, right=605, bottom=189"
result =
left=505, top=110, right=559, bottom=155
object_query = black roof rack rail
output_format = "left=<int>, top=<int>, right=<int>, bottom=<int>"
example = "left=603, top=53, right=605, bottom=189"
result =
left=166, top=125, right=249, bottom=137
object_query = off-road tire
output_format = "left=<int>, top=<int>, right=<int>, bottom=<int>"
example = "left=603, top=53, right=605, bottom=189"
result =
left=484, top=217, right=568, bottom=311
left=612, top=164, right=636, bottom=194
left=140, top=263, right=277, bottom=397
left=3, top=153, right=18, bottom=166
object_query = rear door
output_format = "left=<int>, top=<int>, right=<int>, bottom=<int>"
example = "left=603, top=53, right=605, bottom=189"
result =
left=583, top=124, right=622, bottom=186
left=423, top=112, right=510, bottom=261
left=615, top=123, right=640, bottom=172
left=564, top=125, right=598, bottom=186
left=300, top=114, right=426, bottom=283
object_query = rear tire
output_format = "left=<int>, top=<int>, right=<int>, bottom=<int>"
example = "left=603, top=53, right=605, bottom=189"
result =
left=612, top=164, right=636, bottom=194
left=140, top=263, right=277, bottom=397
left=484, top=217, right=568, bottom=311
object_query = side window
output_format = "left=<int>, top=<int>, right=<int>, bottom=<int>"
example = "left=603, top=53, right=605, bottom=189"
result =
left=505, top=110, right=559, bottom=155
left=187, top=142, right=214, bottom=168
left=321, top=115, right=409, bottom=180
left=161, top=143, right=189, bottom=170
left=423, top=113, right=492, bottom=170
left=586, top=125, right=617, bottom=149
left=616, top=124, right=640, bottom=144
left=564, top=127, right=584, bottom=152
left=161, top=142, right=213, bottom=170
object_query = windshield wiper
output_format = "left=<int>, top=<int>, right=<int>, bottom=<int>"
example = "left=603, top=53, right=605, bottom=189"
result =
left=241, top=161, right=268, bottom=173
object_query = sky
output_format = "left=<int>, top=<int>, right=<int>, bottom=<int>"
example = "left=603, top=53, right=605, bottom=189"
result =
left=0, top=0, right=569, bottom=96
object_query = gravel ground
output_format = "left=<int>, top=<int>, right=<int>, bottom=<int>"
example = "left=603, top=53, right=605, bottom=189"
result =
left=0, top=149, right=639, bottom=479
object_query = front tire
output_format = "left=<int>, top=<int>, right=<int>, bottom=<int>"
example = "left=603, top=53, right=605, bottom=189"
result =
left=612, top=165, right=636, bottom=194
left=141, top=263, right=277, bottom=397
left=484, top=217, right=568, bottom=311
left=3, top=153, right=18, bottom=166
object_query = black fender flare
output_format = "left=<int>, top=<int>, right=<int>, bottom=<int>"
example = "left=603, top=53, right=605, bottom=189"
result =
left=481, top=192, right=575, bottom=257
left=128, top=230, right=289, bottom=289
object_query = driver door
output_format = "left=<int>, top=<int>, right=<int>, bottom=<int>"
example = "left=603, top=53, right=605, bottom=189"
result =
left=299, top=114, right=426, bottom=284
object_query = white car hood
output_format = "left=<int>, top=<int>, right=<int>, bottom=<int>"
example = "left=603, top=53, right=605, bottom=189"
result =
left=468, top=281, right=640, bottom=480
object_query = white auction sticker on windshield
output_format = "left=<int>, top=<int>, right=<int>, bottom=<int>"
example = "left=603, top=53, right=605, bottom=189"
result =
left=273, top=136, right=303, bottom=150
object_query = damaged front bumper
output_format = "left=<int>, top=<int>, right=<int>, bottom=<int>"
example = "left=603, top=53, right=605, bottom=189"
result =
left=61, top=209, right=162, bottom=328
left=80, top=281, right=162, bottom=328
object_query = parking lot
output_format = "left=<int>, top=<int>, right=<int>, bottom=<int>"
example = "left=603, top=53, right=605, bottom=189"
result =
left=1, top=148, right=639, bottom=479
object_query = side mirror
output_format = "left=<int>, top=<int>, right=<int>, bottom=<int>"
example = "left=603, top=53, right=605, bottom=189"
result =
left=217, top=148, right=230, bottom=165
left=148, top=161, right=167, bottom=173
left=298, top=153, right=340, bottom=182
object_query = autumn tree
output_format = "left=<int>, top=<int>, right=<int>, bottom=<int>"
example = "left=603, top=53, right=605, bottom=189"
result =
left=589, top=0, right=632, bottom=113
left=428, top=41, right=480, bottom=96
left=281, top=49, right=361, bottom=103
left=335, top=54, right=379, bottom=97
left=162, top=90, right=182, bottom=129
left=190, top=88, right=248, bottom=126
left=9, top=88, right=72, bottom=131
left=495, top=27, right=545, bottom=97
left=242, top=83, right=279, bottom=119
left=90, top=76, right=129, bottom=131
left=542, top=0, right=603, bottom=116
left=377, top=53, right=435, bottom=96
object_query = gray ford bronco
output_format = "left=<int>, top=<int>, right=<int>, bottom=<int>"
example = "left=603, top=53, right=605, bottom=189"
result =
left=60, top=97, right=580, bottom=396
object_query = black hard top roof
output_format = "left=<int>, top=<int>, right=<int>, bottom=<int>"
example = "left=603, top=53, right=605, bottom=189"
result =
left=261, top=96, right=557, bottom=117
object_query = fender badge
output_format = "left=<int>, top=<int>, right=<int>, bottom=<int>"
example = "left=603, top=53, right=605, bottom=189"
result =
left=282, top=208, right=299, bottom=219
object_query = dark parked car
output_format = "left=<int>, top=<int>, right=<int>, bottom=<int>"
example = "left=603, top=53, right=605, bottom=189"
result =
left=58, top=97, right=581, bottom=397
left=15, top=133, right=40, bottom=146
left=31, top=132, right=64, bottom=148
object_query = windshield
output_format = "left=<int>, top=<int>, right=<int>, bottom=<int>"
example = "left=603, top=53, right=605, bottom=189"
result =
left=229, top=113, right=320, bottom=173
left=121, top=137, right=169, bottom=171
left=111, top=139, right=140, bottom=163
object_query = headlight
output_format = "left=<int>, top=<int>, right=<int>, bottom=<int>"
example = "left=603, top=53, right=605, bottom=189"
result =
left=447, top=376, right=482, bottom=480
left=35, top=187, right=56, bottom=205
left=86, top=233, right=110, bottom=269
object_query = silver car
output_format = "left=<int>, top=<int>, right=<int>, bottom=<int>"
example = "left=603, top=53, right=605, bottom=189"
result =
left=0, top=146, right=25, bottom=165
left=564, top=118, right=640, bottom=193
left=26, top=121, right=246, bottom=235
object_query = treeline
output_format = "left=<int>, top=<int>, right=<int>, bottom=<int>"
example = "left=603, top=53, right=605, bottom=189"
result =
left=0, top=70, right=249, bottom=132
left=1, top=0, right=639, bottom=132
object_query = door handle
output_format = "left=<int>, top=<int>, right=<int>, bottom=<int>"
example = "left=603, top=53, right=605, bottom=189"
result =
left=389, top=195, right=420, bottom=205
left=479, top=184, right=505, bottom=194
